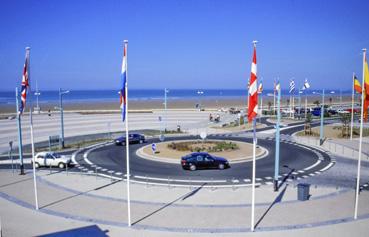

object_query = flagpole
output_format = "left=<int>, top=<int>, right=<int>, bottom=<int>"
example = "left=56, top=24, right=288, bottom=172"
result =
left=354, top=48, right=366, bottom=219
left=123, top=40, right=132, bottom=227
left=273, top=79, right=276, bottom=115
left=15, top=87, right=25, bottom=175
left=274, top=84, right=281, bottom=191
left=350, top=73, right=355, bottom=140
left=250, top=40, right=258, bottom=232
left=26, top=47, right=39, bottom=210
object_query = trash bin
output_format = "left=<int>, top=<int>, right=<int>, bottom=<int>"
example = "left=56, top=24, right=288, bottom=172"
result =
left=297, top=183, right=310, bottom=201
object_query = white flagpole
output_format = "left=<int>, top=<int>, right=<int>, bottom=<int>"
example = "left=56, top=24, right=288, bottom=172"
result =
left=250, top=40, right=257, bottom=232
left=350, top=73, right=355, bottom=140
left=124, top=40, right=131, bottom=226
left=27, top=47, right=39, bottom=210
left=354, top=48, right=366, bottom=219
left=251, top=117, right=256, bottom=231
left=273, top=81, right=276, bottom=115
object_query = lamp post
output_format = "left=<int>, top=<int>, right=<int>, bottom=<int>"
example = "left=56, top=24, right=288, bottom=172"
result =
left=59, top=88, right=70, bottom=148
left=298, top=90, right=303, bottom=120
left=34, top=80, right=41, bottom=113
left=313, top=90, right=325, bottom=145
left=164, top=88, right=169, bottom=131
left=197, top=90, right=204, bottom=111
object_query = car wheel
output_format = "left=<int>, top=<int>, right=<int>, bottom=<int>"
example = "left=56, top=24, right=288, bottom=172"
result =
left=58, top=163, right=65, bottom=169
left=218, top=164, right=225, bottom=170
left=190, top=164, right=196, bottom=171
left=122, top=142, right=126, bottom=146
left=34, top=162, right=40, bottom=168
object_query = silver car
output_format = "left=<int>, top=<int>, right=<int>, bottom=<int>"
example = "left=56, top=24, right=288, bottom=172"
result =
left=33, top=152, right=71, bottom=169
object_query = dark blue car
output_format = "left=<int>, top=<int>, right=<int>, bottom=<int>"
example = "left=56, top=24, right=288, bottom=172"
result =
left=114, top=133, right=145, bottom=146
left=181, top=152, right=230, bottom=171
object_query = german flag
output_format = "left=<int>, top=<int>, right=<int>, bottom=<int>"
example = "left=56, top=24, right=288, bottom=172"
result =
left=354, top=75, right=362, bottom=94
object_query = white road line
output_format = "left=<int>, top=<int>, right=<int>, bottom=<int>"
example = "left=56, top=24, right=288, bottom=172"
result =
left=264, top=177, right=273, bottom=180
left=319, top=162, right=335, bottom=172
left=298, top=170, right=305, bottom=173
left=243, top=179, right=251, bottom=182
left=133, top=175, right=227, bottom=183
left=303, top=160, right=321, bottom=171
left=265, top=182, right=273, bottom=185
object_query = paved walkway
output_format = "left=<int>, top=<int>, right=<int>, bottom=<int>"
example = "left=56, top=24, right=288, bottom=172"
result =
left=0, top=167, right=368, bottom=236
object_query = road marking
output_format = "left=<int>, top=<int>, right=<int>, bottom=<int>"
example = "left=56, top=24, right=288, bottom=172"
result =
left=298, top=170, right=305, bottom=173
left=101, top=168, right=108, bottom=172
left=264, top=177, right=273, bottom=180
left=255, top=178, right=262, bottom=181
left=133, top=175, right=227, bottom=183
left=243, top=179, right=251, bottom=182
left=303, top=160, right=321, bottom=171
left=265, top=182, right=273, bottom=185
left=232, top=179, right=240, bottom=183
left=302, top=175, right=309, bottom=178
left=115, top=172, right=122, bottom=175
left=309, top=173, right=315, bottom=176
left=320, top=162, right=335, bottom=172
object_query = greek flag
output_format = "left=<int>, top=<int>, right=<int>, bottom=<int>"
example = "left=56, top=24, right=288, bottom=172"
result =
left=289, top=79, right=295, bottom=93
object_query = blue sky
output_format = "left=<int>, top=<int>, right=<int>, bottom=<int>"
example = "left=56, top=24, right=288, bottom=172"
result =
left=0, top=0, right=368, bottom=91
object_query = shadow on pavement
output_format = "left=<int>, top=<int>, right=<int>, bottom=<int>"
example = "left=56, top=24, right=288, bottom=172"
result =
left=132, top=183, right=207, bottom=226
left=254, top=184, right=288, bottom=229
left=38, top=225, right=109, bottom=237
left=40, top=180, right=121, bottom=209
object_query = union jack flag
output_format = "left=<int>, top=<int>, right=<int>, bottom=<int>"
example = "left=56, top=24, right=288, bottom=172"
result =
left=19, top=48, right=30, bottom=115
left=120, top=41, right=128, bottom=121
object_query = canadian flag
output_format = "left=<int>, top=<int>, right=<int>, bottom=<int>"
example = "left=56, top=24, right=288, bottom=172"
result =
left=248, top=44, right=258, bottom=122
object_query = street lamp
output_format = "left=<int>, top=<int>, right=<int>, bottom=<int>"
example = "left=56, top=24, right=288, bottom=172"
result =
left=59, top=88, right=70, bottom=148
left=197, top=90, right=204, bottom=111
left=164, top=88, right=169, bottom=131
left=313, top=89, right=325, bottom=145
left=34, top=80, right=41, bottom=113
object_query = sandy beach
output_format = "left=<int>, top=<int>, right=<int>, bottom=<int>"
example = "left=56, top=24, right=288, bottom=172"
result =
left=0, top=95, right=353, bottom=115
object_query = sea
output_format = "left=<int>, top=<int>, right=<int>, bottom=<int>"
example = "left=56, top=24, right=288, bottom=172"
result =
left=0, top=89, right=351, bottom=105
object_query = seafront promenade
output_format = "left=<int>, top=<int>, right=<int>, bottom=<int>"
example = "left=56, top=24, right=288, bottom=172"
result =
left=0, top=111, right=369, bottom=236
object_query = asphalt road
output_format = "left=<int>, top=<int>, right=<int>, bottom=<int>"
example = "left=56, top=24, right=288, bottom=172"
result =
left=74, top=131, right=333, bottom=186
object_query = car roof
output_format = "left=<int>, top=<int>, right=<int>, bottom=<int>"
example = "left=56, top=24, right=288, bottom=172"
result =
left=190, top=152, right=209, bottom=156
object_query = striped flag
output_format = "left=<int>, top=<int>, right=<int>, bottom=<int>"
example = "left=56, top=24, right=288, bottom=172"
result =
left=276, top=80, right=281, bottom=91
left=19, top=48, right=30, bottom=115
left=289, top=79, right=295, bottom=93
left=120, top=42, right=128, bottom=122
left=354, top=75, right=362, bottom=94
left=248, top=44, right=258, bottom=122
left=302, top=79, right=310, bottom=90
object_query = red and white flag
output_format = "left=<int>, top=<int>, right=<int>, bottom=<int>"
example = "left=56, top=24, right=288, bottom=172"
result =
left=248, top=44, right=258, bottom=122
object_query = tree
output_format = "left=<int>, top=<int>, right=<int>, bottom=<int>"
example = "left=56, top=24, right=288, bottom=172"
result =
left=268, top=101, right=272, bottom=114
left=313, top=100, right=320, bottom=107
left=329, top=97, right=333, bottom=105
left=304, top=113, right=312, bottom=135
left=340, top=113, right=350, bottom=138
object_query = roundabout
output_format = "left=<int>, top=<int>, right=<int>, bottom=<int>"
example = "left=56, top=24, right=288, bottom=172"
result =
left=137, top=139, right=268, bottom=164
left=72, top=133, right=335, bottom=187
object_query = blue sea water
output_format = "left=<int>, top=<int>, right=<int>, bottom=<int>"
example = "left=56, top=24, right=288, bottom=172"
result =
left=0, top=89, right=351, bottom=105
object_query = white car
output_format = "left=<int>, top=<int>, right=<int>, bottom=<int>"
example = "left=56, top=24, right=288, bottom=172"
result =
left=33, top=152, right=72, bottom=169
